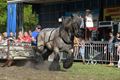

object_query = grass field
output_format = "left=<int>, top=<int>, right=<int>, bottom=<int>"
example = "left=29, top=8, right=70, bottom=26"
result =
left=0, top=62, right=120, bottom=80
left=67, top=63, right=120, bottom=80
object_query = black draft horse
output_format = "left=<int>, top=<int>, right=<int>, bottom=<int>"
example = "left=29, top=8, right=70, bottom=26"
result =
left=35, top=14, right=85, bottom=71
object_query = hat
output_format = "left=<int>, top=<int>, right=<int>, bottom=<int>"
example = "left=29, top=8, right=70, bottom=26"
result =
left=86, top=9, right=91, bottom=12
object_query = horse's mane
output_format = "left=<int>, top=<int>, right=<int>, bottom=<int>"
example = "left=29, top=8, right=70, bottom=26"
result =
left=59, top=24, right=74, bottom=44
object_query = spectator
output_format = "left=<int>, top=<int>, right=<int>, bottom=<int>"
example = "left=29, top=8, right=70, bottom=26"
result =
left=115, top=32, right=120, bottom=56
left=85, top=9, right=94, bottom=28
left=17, top=31, right=24, bottom=42
left=74, top=36, right=79, bottom=59
left=28, top=30, right=32, bottom=37
left=85, top=9, right=94, bottom=40
left=108, top=32, right=115, bottom=66
left=8, top=32, right=15, bottom=40
left=116, top=32, right=120, bottom=42
left=23, top=31, right=31, bottom=43
left=31, top=25, right=41, bottom=46
left=1, top=32, right=8, bottom=45
left=0, top=34, right=4, bottom=44
left=8, top=32, right=16, bottom=44
left=2, top=32, right=8, bottom=40
left=79, top=15, right=84, bottom=28
left=79, top=38, right=86, bottom=64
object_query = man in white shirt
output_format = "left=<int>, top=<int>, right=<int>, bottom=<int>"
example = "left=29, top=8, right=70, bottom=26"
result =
left=85, top=9, right=94, bottom=41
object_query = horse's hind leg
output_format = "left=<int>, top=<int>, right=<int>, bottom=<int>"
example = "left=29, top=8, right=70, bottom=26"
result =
left=49, top=54, right=61, bottom=71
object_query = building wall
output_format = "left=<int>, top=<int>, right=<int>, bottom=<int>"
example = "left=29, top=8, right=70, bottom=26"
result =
left=32, top=0, right=99, bottom=28
left=32, top=0, right=120, bottom=28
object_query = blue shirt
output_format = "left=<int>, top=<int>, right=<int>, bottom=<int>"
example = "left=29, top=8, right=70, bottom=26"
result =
left=31, top=31, right=39, bottom=46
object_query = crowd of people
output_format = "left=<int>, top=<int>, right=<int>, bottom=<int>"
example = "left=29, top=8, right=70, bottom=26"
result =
left=73, top=9, right=120, bottom=66
left=73, top=31, right=120, bottom=66
left=0, top=25, right=41, bottom=46
left=73, top=9, right=94, bottom=64
left=108, top=32, right=120, bottom=66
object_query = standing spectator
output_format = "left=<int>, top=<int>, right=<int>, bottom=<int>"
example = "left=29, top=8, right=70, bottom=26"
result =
left=115, top=32, right=120, bottom=43
left=31, top=25, right=41, bottom=46
left=79, top=38, right=86, bottom=64
left=74, top=36, right=80, bottom=59
left=115, top=32, right=120, bottom=56
left=85, top=9, right=94, bottom=40
left=79, top=15, right=84, bottom=28
left=85, top=9, right=94, bottom=29
left=108, top=32, right=115, bottom=66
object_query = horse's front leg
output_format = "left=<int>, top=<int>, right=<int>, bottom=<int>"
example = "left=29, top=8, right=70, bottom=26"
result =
left=63, top=49, right=74, bottom=69
left=49, top=47, right=61, bottom=71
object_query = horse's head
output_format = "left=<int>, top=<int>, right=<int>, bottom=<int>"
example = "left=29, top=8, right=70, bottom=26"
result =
left=61, top=15, right=85, bottom=69
left=62, top=14, right=85, bottom=38
left=62, top=16, right=73, bottom=30
left=71, top=14, right=85, bottom=38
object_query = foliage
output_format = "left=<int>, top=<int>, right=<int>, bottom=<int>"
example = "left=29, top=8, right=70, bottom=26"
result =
left=0, top=1, right=7, bottom=32
left=0, top=0, right=7, bottom=3
left=24, top=5, right=38, bottom=31
left=0, top=1, right=38, bottom=32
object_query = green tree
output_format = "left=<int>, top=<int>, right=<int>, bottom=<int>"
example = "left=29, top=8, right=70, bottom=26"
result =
left=24, top=5, right=38, bottom=31
left=0, top=1, right=7, bottom=32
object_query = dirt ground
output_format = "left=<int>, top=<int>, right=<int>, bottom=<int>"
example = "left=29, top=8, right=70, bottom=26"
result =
left=1, top=61, right=120, bottom=80
left=0, top=66, right=71, bottom=80
left=0, top=61, right=73, bottom=80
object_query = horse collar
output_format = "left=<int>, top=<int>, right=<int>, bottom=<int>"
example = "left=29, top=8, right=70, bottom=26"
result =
left=59, top=27, right=73, bottom=44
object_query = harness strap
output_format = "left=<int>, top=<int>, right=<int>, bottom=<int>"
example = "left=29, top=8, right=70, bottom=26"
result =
left=59, top=27, right=73, bottom=44
left=47, top=28, right=56, bottom=43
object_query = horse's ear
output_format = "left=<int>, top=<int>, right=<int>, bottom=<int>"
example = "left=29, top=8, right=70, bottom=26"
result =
left=61, top=16, right=65, bottom=22
left=70, top=14, right=74, bottom=19
left=71, top=14, right=78, bottom=20
left=62, top=17, right=72, bottom=29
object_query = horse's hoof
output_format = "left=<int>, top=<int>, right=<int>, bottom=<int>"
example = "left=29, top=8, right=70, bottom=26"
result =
left=63, top=58, right=73, bottom=69
left=63, top=62, right=73, bottom=69
left=49, top=62, right=61, bottom=71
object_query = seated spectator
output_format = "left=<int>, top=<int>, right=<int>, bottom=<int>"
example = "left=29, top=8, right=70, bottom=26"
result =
left=2, top=32, right=8, bottom=40
left=23, top=31, right=31, bottom=43
left=8, top=32, right=16, bottom=40
left=0, top=34, right=4, bottom=44
left=7, top=32, right=16, bottom=45
left=28, top=30, right=32, bottom=37
left=16, top=31, right=24, bottom=42
left=31, top=25, right=41, bottom=46
left=1, top=32, right=8, bottom=45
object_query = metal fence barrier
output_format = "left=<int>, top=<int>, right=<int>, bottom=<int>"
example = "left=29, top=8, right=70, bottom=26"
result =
left=72, top=41, right=119, bottom=64
left=0, top=40, right=119, bottom=64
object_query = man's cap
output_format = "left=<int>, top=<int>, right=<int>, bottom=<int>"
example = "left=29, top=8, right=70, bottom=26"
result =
left=86, top=9, right=91, bottom=12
